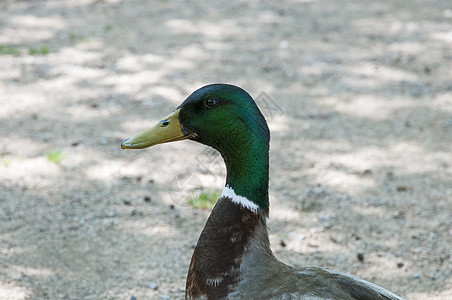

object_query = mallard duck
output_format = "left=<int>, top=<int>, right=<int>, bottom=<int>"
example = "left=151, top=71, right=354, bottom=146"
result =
left=121, top=84, right=404, bottom=300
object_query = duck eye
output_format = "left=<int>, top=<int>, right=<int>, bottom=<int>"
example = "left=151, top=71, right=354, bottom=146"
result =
left=205, top=99, right=217, bottom=108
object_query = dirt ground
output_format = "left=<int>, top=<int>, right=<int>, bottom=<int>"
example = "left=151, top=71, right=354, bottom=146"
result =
left=1, top=0, right=451, bottom=299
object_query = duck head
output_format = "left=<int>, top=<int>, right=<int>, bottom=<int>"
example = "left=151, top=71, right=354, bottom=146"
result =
left=121, top=83, right=270, bottom=213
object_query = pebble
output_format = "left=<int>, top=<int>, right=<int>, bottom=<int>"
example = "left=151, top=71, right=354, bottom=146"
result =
left=392, top=211, right=405, bottom=219
left=319, top=216, right=332, bottom=229
left=147, top=282, right=159, bottom=290
left=362, top=169, right=373, bottom=176
left=159, top=295, right=170, bottom=300
left=396, top=186, right=408, bottom=192
left=131, top=209, right=144, bottom=216
left=289, top=232, right=306, bottom=240
left=311, top=186, right=326, bottom=196
left=99, top=135, right=109, bottom=145
left=357, top=253, right=364, bottom=262
left=279, top=40, right=289, bottom=49
left=323, top=223, right=332, bottom=229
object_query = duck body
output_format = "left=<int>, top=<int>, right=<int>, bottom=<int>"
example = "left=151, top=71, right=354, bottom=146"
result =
left=186, top=193, right=401, bottom=300
left=121, top=84, right=404, bottom=300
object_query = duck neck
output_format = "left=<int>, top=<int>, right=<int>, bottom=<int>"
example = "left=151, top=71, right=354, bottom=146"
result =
left=222, top=134, right=270, bottom=215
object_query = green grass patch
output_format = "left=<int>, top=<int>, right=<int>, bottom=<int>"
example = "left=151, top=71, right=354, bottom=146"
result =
left=1, top=152, right=11, bottom=166
left=68, top=32, right=82, bottom=41
left=2, top=158, right=11, bottom=167
left=188, top=190, right=218, bottom=209
left=68, top=33, right=90, bottom=43
left=45, top=149, right=65, bottom=164
left=104, top=24, right=113, bottom=32
left=29, top=46, right=49, bottom=55
left=0, top=44, right=20, bottom=55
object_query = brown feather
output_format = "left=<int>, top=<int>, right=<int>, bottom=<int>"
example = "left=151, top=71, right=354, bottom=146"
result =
left=186, top=197, right=260, bottom=299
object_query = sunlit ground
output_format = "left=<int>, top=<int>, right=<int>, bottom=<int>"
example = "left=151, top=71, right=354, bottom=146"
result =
left=1, top=0, right=451, bottom=299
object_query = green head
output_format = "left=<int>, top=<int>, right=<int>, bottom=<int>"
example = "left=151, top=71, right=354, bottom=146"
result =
left=122, top=84, right=270, bottom=214
left=178, top=84, right=269, bottom=158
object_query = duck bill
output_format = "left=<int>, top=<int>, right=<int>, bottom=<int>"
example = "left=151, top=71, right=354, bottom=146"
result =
left=121, top=109, right=190, bottom=149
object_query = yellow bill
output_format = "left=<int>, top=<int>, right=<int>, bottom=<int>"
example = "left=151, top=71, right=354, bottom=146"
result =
left=121, top=108, right=190, bottom=149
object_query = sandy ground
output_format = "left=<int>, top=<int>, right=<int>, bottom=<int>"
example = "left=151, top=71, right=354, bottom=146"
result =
left=1, top=0, right=451, bottom=299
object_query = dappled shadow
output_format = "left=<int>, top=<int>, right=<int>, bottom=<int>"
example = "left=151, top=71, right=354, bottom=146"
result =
left=1, top=0, right=451, bottom=299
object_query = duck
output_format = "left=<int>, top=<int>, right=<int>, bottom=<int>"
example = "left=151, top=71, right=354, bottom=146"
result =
left=121, top=84, right=404, bottom=300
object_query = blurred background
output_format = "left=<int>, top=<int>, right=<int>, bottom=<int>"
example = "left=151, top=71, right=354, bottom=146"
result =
left=1, top=0, right=451, bottom=299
